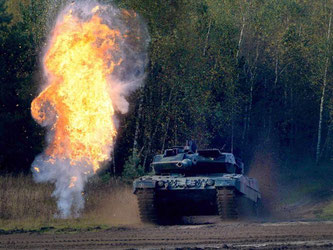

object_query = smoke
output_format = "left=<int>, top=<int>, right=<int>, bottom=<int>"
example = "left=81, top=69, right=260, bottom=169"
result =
left=33, top=157, right=89, bottom=218
left=31, top=1, right=149, bottom=218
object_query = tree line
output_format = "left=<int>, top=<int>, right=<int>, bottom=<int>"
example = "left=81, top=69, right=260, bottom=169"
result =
left=1, top=0, right=333, bottom=177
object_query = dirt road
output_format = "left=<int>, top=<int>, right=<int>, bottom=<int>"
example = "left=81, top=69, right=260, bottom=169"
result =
left=1, top=220, right=333, bottom=249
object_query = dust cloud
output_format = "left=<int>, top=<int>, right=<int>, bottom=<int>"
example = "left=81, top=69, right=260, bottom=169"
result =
left=84, top=183, right=140, bottom=225
left=248, top=144, right=281, bottom=218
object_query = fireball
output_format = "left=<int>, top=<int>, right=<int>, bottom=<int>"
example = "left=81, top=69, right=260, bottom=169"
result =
left=31, top=5, right=120, bottom=173
left=30, top=1, right=148, bottom=218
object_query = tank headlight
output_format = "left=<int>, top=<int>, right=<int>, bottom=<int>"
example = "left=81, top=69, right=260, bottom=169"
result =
left=157, top=180, right=165, bottom=187
left=206, top=179, right=215, bottom=186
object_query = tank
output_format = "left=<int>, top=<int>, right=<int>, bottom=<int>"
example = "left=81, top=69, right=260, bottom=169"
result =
left=133, top=141, right=261, bottom=224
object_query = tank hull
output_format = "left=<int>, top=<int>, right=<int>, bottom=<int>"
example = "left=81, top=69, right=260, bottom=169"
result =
left=133, top=144, right=261, bottom=224
left=133, top=174, right=261, bottom=222
left=133, top=174, right=261, bottom=202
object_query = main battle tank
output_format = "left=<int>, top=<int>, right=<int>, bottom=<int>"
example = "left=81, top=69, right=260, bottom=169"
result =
left=133, top=141, right=261, bottom=224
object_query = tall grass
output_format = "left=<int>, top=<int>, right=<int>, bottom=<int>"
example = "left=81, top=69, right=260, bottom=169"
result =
left=0, top=175, right=56, bottom=220
left=0, top=175, right=139, bottom=230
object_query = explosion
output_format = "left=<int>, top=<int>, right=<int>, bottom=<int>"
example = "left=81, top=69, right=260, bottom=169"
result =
left=31, top=1, right=149, bottom=218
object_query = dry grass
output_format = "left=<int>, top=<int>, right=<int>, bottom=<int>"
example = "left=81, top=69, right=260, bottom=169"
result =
left=321, top=200, right=333, bottom=220
left=0, top=175, right=57, bottom=220
left=0, top=175, right=140, bottom=230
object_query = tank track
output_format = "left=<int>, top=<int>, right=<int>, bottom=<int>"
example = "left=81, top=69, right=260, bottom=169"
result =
left=216, top=187, right=238, bottom=220
left=136, top=189, right=159, bottom=224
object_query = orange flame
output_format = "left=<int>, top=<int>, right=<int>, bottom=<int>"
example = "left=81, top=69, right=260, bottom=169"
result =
left=69, top=176, right=78, bottom=188
left=31, top=6, right=120, bottom=172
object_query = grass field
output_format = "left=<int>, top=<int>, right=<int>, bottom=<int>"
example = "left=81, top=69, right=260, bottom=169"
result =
left=1, top=167, right=332, bottom=233
left=0, top=175, right=140, bottom=232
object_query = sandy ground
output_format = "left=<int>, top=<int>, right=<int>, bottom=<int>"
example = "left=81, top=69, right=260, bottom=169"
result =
left=1, top=175, right=332, bottom=249
left=1, top=219, right=333, bottom=249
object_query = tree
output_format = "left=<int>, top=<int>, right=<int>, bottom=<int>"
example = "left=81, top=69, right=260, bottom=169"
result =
left=316, top=5, right=332, bottom=164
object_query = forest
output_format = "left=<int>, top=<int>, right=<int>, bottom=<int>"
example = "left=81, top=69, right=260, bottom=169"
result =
left=1, top=0, right=333, bottom=186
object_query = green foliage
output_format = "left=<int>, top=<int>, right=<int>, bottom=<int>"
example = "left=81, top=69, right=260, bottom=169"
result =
left=98, top=171, right=112, bottom=184
left=0, top=0, right=11, bottom=28
left=0, top=1, right=45, bottom=173
left=0, top=0, right=333, bottom=183
left=122, top=151, right=145, bottom=181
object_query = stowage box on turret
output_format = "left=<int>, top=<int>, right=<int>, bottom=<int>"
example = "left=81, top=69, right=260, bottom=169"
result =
left=133, top=141, right=261, bottom=224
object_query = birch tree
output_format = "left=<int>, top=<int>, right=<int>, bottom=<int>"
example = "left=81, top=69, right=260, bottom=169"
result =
left=316, top=6, right=332, bottom=164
